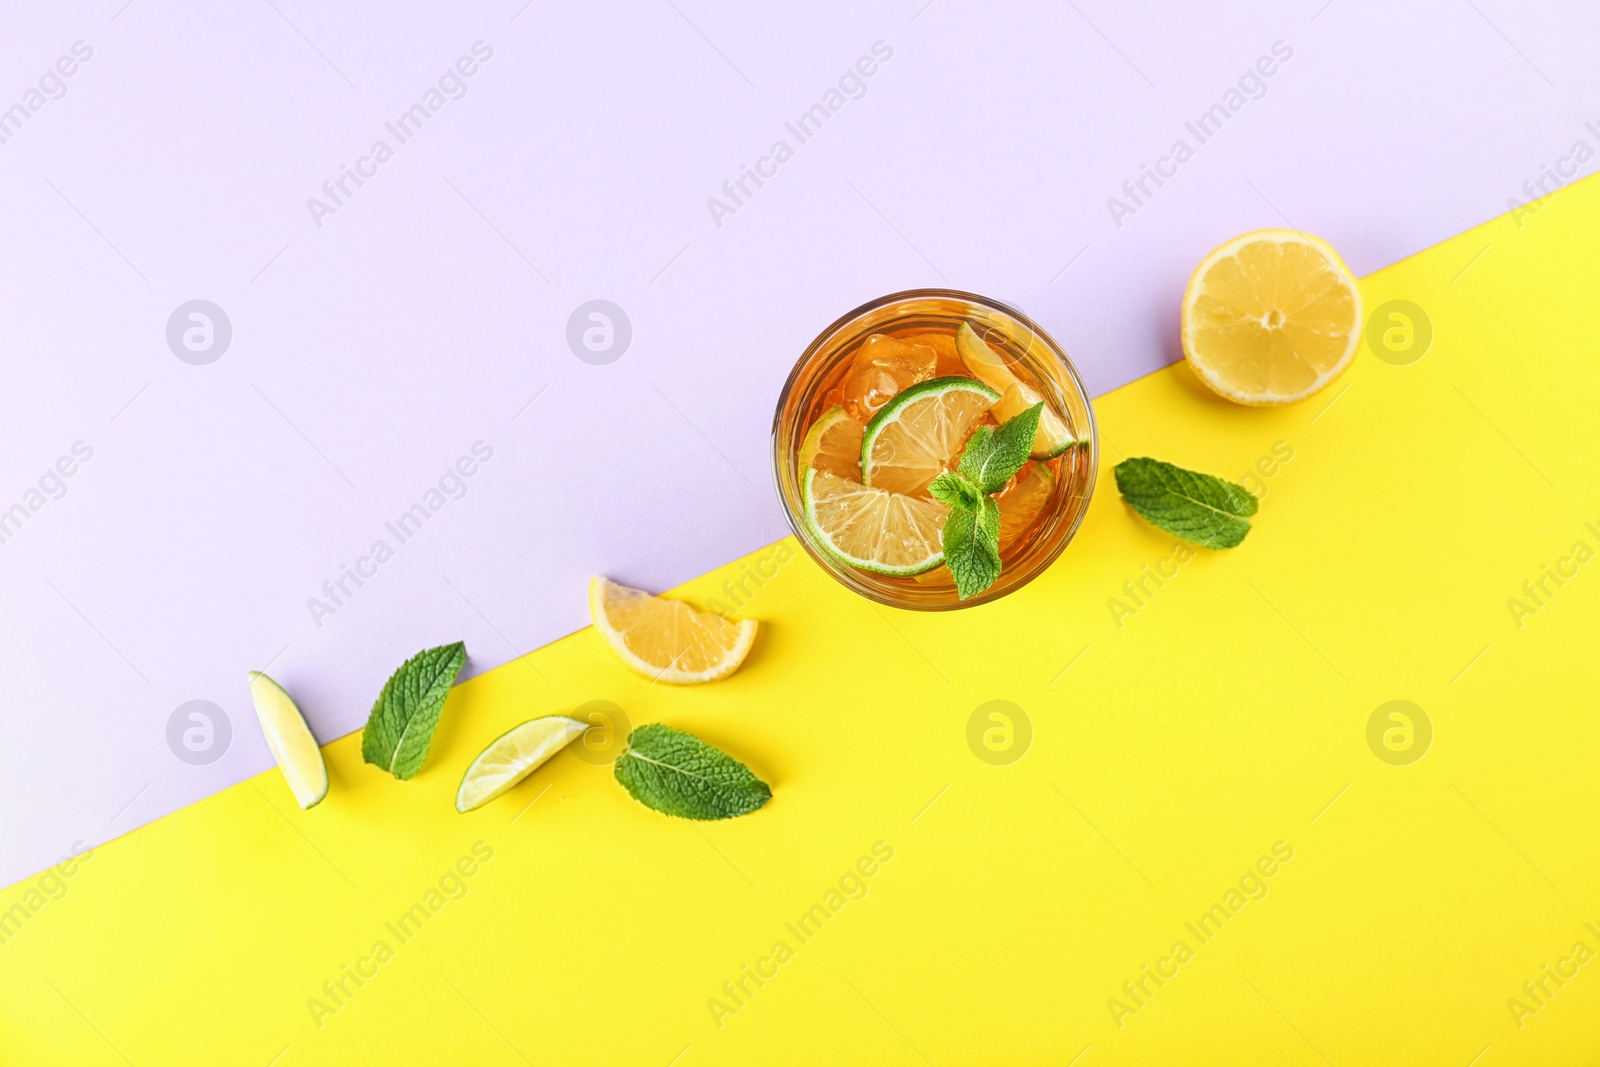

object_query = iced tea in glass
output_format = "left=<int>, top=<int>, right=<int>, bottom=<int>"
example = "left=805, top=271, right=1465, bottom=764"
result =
left=772, top=290, right=1097, bottom=609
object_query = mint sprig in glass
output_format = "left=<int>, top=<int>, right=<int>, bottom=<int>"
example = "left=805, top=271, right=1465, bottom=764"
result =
left=927, top=402, right=1044, bottom=599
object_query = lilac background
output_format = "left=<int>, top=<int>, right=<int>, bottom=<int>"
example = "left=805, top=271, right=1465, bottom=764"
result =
left=1, top=0, right=1595, bottom=887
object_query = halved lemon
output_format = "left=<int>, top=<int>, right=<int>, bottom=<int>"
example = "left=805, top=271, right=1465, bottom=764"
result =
left=802, top=468, right=947, bottom=575
left=247, top=672, right=328, bottom=810
left=798, top=405, right=864, bottom=481
left=860, top=375, right=998, bottom=496
left=1181, top=229, right=1362, bottom=405
left=996, top=460, right=1056, bottom=547
left=456, top=715, right=587, bottom=812
left=589, top=577, right=756, bottom=684
left=955, top=323, right=1075, bottom=458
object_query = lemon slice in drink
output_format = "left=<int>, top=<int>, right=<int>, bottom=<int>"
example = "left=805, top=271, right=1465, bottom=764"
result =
left=247, top=671, right=328, bottom=810
left=798, top=405, right=864, bottom=480
left=953, top=321, right=1019, bottom=393
left=860, top=376, right=998, bottom=496
left=993, top=381, right=1077, bottom=459
left=589, top=577, right=757, bottom=684
left=801, top=468, right=947, bottom=575
left=1182, top=229, right=1362, bottom=405
left=955, top=323, right=1076, bottom=459
left=456, top=715, right=587, bottom=813
left=996, top=460, right=1056, bottom=547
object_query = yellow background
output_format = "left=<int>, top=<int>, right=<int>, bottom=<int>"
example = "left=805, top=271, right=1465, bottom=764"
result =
left=5, top=179, right=1600, bottom=1065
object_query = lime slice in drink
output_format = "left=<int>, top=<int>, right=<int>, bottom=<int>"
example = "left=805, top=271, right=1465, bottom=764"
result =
left=860, top=375, right=999, bottom=496
left=456, top=715, right=588, bottom=813
left=798, top=404, right=865, bottom=481
left=956, top=323, right=1076, bottom=459
left=801, top=467, right=947, bottom=575
left=247, top=671, right=329, bottom=810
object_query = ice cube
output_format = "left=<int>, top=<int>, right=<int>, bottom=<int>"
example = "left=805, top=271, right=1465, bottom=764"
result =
left=841, top=334, right=937, bottom=421
left=903, top=332, right=965, bottom=378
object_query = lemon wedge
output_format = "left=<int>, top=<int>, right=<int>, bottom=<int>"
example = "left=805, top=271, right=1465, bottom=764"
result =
left=589, top=577, right=756, bottom=684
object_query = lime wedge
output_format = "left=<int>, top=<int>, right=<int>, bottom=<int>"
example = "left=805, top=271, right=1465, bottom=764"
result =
left=956, top=323, right=1076, bottom=459
left=247, top=672, right=328, bottom=810
left=801, top=467, right=947, bottom=575
left=456, top=716, right=587, bottom=812
left=860, top=375, right=998, bottom=496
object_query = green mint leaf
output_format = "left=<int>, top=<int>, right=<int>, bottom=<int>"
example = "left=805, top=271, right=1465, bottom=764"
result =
left=956, top=424, right=996, bottom=473
left=360, top=641, right=467, bottom=779
left=928, top=471, right=982, bottom=510
left=959, top=402, right=1042, bottom=494
left=942, top=497, right=1002, bottom=599
left=1114, top=457, right=1258, bottom=549
left=613, top=724, right=771, bottom=820
left=955, top=426, right=998, bottom=487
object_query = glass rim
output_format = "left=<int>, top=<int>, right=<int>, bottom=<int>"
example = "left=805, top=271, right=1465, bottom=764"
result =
left=769, top=288, right=1099, bottom=611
